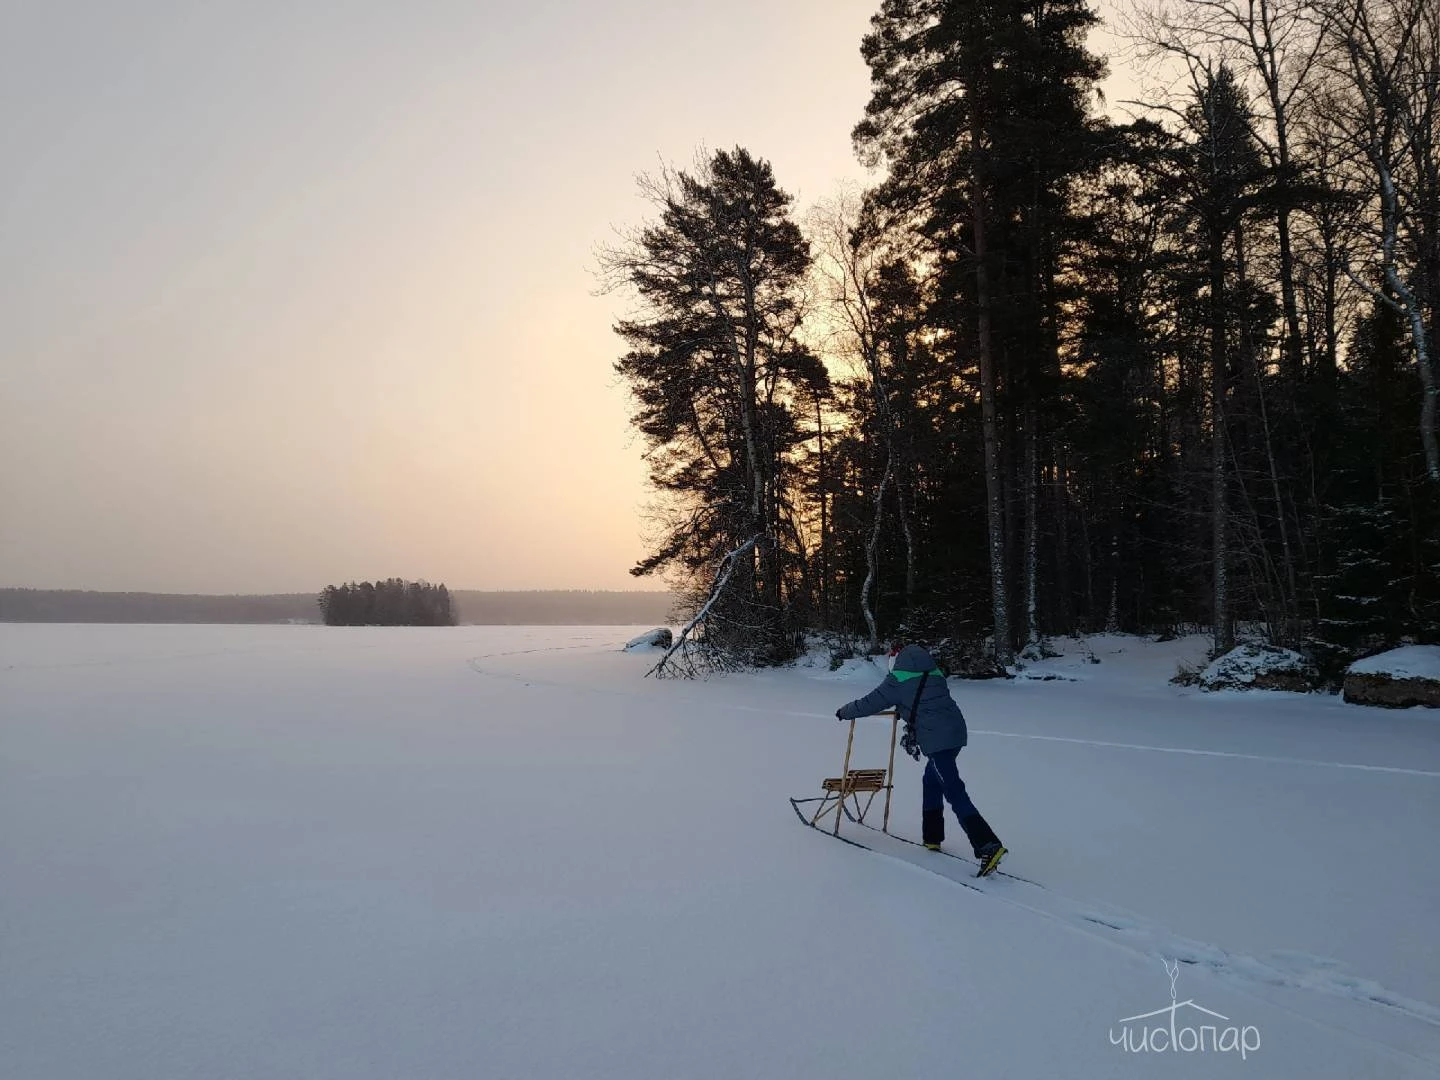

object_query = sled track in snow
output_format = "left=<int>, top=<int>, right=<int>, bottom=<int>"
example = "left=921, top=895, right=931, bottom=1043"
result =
left=792, top=799, right=1440, bottom=1071
left=739, top=707, right=1440, bottom=779
left=970, top=729, right=1440, bottom=779
left=465, top=642, right=619, bottom=685
left=468, top=642, right=1440, bottom=1063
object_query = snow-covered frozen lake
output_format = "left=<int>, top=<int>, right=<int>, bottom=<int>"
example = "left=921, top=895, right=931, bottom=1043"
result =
left=3, top=624, right=1438, bottom=1078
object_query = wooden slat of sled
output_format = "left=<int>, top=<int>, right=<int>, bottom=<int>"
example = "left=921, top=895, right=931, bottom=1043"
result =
left=821, top=770, right=888, bottom=792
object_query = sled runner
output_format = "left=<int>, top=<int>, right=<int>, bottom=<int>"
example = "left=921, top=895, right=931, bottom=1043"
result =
left=787, top=794, right=995, bottom=893
left=838, top=804, right=1038, bottom=885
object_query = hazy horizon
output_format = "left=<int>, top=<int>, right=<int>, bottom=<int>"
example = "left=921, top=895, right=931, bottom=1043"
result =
left=1, top=1, right=1134, bottom=595
left=0, top=585, right=675, bottom=625
left=0, top=585, right=671, bottom=596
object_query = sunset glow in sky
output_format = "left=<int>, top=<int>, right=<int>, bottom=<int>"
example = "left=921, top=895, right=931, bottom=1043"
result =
left=1, top=1, right=1130, bottom=593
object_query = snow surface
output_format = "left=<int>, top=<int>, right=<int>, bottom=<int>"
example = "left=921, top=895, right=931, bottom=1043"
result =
left=1351, top=645, right=1440, bottom=682
left=3, top=624, right=1439, bottom=1079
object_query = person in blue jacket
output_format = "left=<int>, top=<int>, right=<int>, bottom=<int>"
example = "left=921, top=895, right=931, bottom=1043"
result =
left=836, top=643, right=1007, bottom=876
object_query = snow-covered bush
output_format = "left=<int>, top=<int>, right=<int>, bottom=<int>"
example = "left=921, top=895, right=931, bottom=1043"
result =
left=1343, top=646, right=1440, bottom=708
left=889, top=606, right=1009, bottom=680
left=825, top=637, right=860, bottom=672
left=1017, top=638, right=1061, bottom=663
left=932, top=640, right=1008, bottom=679
left=1198, top=644, right=1319, bottom=692
left=1171, top=659, right=1204, bottom=687
left=797, top=631, right=868, bottom=672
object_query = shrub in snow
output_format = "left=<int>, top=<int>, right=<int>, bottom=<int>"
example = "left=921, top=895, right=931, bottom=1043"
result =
left=943, top=651, right=1009, bottom=680
left=1171, top=660, right=1204, bottom=687
left=888, top=606, right=1010, bottom=680
left=623, top=628, right=673, bottom=651
left=1198, top=644, right=1318, bottom=692
left=1343, top=646, right=1440, bottom=709
left=804, top=631, right=867, bottom=672
left=1017, top=638, right=1061, bottom=662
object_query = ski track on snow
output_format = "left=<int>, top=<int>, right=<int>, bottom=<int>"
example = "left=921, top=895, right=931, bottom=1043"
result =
left=726, top=705, right=1440, bottom=779
left=971, top=729, right=1440, bottom=779
left=854, top=822, right=1440, bottom=1024
left=854, top=829, right=1440, bottom=1073
left=466, top=641, right=1440, bottom=1067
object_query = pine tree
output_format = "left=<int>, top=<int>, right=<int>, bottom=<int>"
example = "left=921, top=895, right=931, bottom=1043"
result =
left=853, top=0, right=1106, bottom=661
left=1171, top=64, right=1270, bottom=653
left=1311, top=298, right=1440, bottom=675
left=603, top=148, right=823, bottom=666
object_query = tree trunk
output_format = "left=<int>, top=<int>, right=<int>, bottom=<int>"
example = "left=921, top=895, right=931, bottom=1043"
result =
left=815, top=393, right=830, bottom=628
left=1237, top=224, right=1299, bottom=638
left=1376, top=160, right=1439, bottom=482
left=1052, top=451, right=1074, bottom=635
left=974, top=153, right=1012, bottom=663
left=1024, top=409, right=1041, bottom=651
left=1106, top=531, right=1120, bottom=634
left=897, top=478, right=917, bottom=605
left=1210, top=234, right=1235, bottom=654
left=1266, top=47, right=1305, bottom=382
left=1322, top=226, right=1340, bottom=387
left=1277, top=208, right=1304, bottom=380
left=861, top=449, right=894, bottom=651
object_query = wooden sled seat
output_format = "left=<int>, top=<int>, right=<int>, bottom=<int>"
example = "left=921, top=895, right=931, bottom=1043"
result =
left=805, top=711, right=900, bottom=836
left=821, top=768, right=889, bottom=793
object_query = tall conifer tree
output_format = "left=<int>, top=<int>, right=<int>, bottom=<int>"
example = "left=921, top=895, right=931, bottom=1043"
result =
left=853, top=0, right=1106, bottom=661
left=604, top=148, right=823, bottom=664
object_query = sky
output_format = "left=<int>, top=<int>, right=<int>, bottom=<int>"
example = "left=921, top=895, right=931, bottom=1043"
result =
left=0, top=1, right=1135, bottom=594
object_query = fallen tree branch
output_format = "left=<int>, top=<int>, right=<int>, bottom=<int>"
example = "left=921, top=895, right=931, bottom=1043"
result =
left=649, top=533, right=766, bottom=678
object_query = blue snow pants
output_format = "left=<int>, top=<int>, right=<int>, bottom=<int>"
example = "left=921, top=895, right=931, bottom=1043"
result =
left=922, top=748, right=980, bottom=821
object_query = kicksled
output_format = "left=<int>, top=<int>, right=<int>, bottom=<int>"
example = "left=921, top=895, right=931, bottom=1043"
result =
left=789, top=707, right=1022, bottom=882
left=789, top=706, right=901, bottom=837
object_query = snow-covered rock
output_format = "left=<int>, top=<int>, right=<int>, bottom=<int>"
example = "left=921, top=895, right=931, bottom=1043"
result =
left=823, top=656, right=888, bottom=680
left=622, top=627, right=672, bottom=651
left=1199, top=644, right=1318, bottom=692
left=1343, top=645, right=1440, bottom=708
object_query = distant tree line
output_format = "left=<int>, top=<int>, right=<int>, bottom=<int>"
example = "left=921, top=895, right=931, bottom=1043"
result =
left=318, top=580, right=456, bottom=626
left=0, top=589, right=317, bottom=624
left=605, top=0, right=1439, bottom=679
left=0, top=588, right=674, bottom=626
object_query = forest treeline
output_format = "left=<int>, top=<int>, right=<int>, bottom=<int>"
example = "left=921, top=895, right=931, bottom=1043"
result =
left=318, top=580, right=456, bottom=626
left=604, top=0, right=1439, bottom=679
left=0, top=589, right=675, bottom=626
left=0, top=590, right=319, bottom=624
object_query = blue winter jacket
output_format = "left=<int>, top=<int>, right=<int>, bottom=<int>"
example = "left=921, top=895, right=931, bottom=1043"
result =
left=836, top=644, right=968, bottom=755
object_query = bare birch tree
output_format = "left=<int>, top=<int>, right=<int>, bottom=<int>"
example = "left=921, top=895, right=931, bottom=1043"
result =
left=807, top=192, right=923, bottom=649
left=1318, top=0, right=1440, bottom=481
